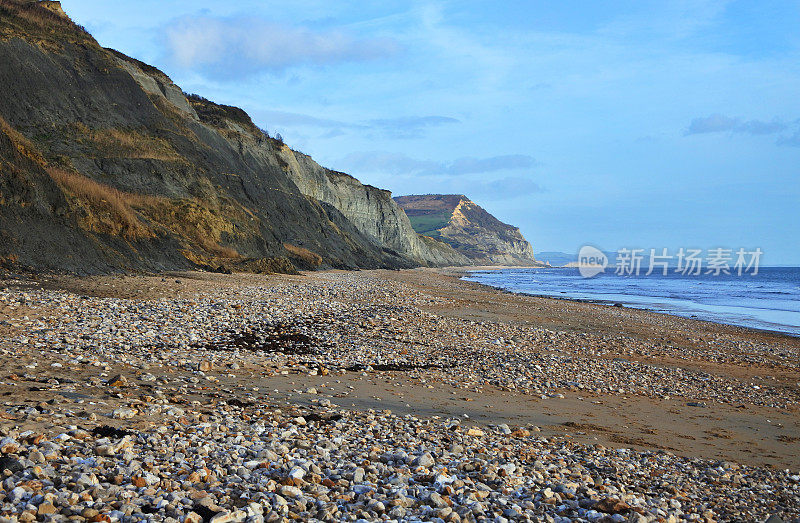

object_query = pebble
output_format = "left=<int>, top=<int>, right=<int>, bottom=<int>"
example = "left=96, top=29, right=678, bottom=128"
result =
left=0, top=273, right=796, bottom=521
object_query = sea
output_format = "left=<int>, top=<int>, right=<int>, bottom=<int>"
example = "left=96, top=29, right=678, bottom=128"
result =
left=463, top=266, right=800, bottom=336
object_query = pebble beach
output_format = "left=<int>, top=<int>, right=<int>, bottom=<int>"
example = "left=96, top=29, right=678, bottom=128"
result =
left=0, top=269, right=798, bottom=522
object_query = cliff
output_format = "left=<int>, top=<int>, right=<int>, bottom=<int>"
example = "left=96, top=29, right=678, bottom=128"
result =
left=278, top=150, right=469, bottom=267
left=394, top=194, right=541, bottom=266
left=0, top=0, right=462, bottom=273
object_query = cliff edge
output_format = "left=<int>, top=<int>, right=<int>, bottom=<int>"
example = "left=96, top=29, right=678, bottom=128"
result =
left=394, top=194, right=541, bottom=266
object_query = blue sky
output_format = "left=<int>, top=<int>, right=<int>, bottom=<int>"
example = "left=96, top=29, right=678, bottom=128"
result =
left=62, top=1, right=800, bottom=264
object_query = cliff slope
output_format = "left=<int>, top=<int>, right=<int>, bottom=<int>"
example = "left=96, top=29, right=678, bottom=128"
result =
left=394, top=194, right=540, bottom=266
left=278, top=150, right=469, bottom=267
left=0, top=0, right=459, bottom=273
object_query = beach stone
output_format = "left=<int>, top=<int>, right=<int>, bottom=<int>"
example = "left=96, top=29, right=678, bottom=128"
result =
left=9, top=486, right=27, bottom=503
left=37, top=502, right=57, bottom=515
left=0, top=269, right=797, bottom=523
left=429, top=492, right=449, bottom=508
left=353, top=467, right=365, bottom=483
left=278, top=485, right=302, bottom=498
left=0, top=437, right=19, bottom=453
left=209, top=510, right=246, bottom=523
left=595, top=498, right=631, bottom=514
left=107, top=374, right=128, bottom=387
left=367, top=499, right=385, bottom=513
left=113, top=407, right=137, bottom=419
left=76, top=473, right=99, bottom=488
left=413, top=453, right=435, bottom=468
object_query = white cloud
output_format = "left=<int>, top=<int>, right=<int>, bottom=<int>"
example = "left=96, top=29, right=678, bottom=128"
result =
left=685, top=114, right=740, bottom=134
left=163, top=15, right=399, bottom=78
left=685, top=114, right=794, bottom=139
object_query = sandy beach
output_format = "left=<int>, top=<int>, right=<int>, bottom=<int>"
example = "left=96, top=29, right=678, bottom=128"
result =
left=0, top=268, right=798, bottom=522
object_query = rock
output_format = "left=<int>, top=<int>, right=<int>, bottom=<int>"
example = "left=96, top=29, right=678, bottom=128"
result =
left=112, top=407, right=137, bottom=419
left=466, top=427, right=484, bottom=437
left=76, top=473, right=99, bottom=488
left=595, top=498, right=631, bottom=514
left=368, top=499, right=386, bottom=513
left=209, top=510, right=246, bottom=523
left=37, top=502, right=57, bottom=515
left=198, top=361, right=213, bottom=372
left=278, top=485, right=302, bottom=498
left=412, top=453, right=435, bottom=468
left=429, top=492, right=449, bottom=508
left=82, top=508, right=100, bottom=519
left=0, top=437, right=19, bottom=453
left=107, top=374, right=128, bottom=387
left=9, top=486, right=27, bottom=503
left=395, top=195, right=536, bottom=265
left=353, top=467, right=365, bottom=483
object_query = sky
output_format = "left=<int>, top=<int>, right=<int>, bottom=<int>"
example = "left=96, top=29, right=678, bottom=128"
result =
left=61, top=1, right=800, bottom=264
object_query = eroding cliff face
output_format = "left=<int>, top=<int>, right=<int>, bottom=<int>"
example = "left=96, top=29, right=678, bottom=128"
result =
left=0, top=0, right=531, bottom=273
left=278, top=148, right=469, bottom=267
left=0, top=0, right=437, bottom=272
left=395, top=194, right=540, bottom=266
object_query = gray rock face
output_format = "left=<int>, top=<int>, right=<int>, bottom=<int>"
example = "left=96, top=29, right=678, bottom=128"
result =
left=280, top=149, right=469, bottom=267
left=109, top=50, right=198, bottom=119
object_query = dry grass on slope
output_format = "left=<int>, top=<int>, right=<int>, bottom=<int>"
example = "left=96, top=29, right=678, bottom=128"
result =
left=46, top=167, right=156, bottom=240
left=141, top=198, right=242, bottom=260
left=0, top=115, right=47, bottom=167
left=0, top=0, right=91, bottom=41
left=47, top=168, right=244, bottom=261
left=283, top=243, right=322, bottom=269
left=70, top=123, right=181, bottom=161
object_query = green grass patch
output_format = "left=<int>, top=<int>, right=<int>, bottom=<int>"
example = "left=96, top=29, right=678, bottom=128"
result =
left=407, top=212, right=449, bottom=236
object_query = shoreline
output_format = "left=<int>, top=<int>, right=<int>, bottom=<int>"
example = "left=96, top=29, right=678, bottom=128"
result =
left=452, top=265, right=800, bottom=340
left=0, top=269, right=798, bottom=521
